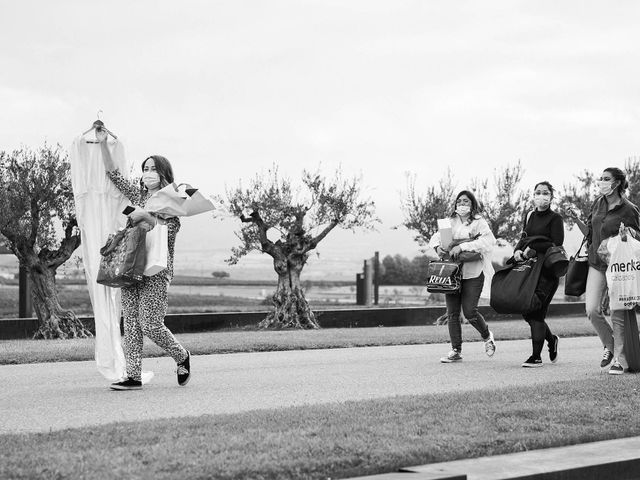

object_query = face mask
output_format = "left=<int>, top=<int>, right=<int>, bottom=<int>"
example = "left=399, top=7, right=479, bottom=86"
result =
left=597, top=180, right=614, bottom=196
left=456, top=205, right=471, bottom=216
left=143, top=172, right=161, bottom=190
left=533, top=194, right=551, bottom=208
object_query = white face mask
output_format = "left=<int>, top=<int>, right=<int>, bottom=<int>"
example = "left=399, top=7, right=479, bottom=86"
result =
left=143, top=172, right=161, bottom=190
left=533, top=194, right=551, bottom=208
left=597, top=180, right=614, bottom=196
left=456, top=205, right=471, bottom=216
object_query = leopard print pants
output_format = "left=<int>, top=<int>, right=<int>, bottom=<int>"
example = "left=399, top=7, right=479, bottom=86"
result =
left=121, top=274, right=188, bottom=381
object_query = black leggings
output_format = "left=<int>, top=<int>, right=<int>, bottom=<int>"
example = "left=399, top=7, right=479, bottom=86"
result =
left=523, top=272, right=559, bottom=359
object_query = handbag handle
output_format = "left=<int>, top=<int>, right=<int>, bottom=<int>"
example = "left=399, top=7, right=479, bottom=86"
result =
left=99, top=219, right=135, bottom=256
left=573, top=236, right=588, bottom=259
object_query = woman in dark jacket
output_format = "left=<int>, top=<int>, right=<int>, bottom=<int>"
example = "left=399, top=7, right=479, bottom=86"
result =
left=570, top=167, right=640, bottom=374
left=513, top=181, right=564, bottom=367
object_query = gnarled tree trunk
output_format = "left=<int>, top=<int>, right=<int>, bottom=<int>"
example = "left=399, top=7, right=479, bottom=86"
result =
left=259, top=256, right=319, bottom=329
left=29, top=263, right=92, bottom=339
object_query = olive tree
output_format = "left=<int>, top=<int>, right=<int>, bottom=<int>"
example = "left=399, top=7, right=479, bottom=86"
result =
left=218, top=166, right=378, bottom=329
left=0, top=144, right=90, bottom=339
left=401, top=161, right=528, bottom=246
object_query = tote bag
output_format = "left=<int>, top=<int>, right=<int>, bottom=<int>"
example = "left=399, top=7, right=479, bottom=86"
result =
left=564, top=237, right=588, bottom=296
left=97, top=224, right=147, bottom=288
left=490, top=255, right=545, bottom=314
left=144, top=223, right=168, bottom=276
left=605, top=234, right=640, bottom=310
left=426, top=260, right=462, bottom=294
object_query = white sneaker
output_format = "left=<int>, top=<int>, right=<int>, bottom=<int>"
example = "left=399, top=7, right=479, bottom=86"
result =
left=440, top=350, right=463, bottom=363
left=608, top=359, right=624, bottom=375
left=484, top=331, right=496, bottom=357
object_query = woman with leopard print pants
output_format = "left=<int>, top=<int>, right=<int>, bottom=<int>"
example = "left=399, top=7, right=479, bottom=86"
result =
left=97, top=130, right=191, bottom=390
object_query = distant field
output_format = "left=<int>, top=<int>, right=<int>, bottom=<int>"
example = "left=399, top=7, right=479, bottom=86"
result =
left=0, top=279, right=442, bottom=318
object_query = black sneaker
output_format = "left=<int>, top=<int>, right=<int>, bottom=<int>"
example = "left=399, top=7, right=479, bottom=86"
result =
left=177, top=351, right=191, bottom=386
left=549, top=335, right=559, bottom=364
left=110, top=377, right=142, bottom=390
left=522, top=356, right=543, bottom=368
left=600, top=348, right=614, bottom=368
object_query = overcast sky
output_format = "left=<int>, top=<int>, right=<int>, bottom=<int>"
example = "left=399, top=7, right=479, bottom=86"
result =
left=1, top=1, right=639, bottom=276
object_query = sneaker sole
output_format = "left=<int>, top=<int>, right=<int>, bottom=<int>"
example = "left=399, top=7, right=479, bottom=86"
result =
left=109, top=385, right=142, bottom=391
left=440, top=358, right=462, bottom=363
left=521, top=363, right=543, bottom=368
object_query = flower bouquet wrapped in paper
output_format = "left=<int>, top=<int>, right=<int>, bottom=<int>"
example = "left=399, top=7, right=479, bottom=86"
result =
left=145, top=183, right=214, bottom=218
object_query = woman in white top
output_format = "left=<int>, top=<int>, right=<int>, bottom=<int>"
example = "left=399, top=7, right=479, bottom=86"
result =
left=429, top=190, right=497, bottom=363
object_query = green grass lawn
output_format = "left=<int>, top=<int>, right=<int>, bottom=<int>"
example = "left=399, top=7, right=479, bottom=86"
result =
left=1, top=376, right=638, bottom=480
left=1, top=317, right=597, bottom=365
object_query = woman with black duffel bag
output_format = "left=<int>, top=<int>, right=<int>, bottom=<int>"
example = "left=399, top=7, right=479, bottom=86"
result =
left=510, top=181, right=565, bottom=368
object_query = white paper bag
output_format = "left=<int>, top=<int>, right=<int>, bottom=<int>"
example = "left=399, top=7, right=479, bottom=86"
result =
left=145, top=183, right=214, bottom=217
left=183, top=189, right=215, bottom=216
left=606, top=234, right=640, bottom=310
left=144, top=223, right=168, bottom=276
left=437, top=218, right=453, bottom=249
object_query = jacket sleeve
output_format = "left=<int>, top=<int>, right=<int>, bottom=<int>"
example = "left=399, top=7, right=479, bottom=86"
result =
left=586, top=198, right=598, bottom=245
left=625, top=202, right=640, bottom=234
left=458, top=218, right=495, bottom=253
left=107, top=170, right=142, bottom=205
left=428, top=231, right=441, bottom=249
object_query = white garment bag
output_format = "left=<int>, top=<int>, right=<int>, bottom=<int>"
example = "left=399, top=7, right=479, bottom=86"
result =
left=70, top=136, right=129, bottom=380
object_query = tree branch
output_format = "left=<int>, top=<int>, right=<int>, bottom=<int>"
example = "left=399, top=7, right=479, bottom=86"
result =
left=305, top=219, right=339, bottom=253
left=241, top=211, right=280, bottom=258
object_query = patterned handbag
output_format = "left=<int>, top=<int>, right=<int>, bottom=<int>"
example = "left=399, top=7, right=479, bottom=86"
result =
left=96, top=223, right=147, bottom=288
left=426, top=260, right=462, bottom=294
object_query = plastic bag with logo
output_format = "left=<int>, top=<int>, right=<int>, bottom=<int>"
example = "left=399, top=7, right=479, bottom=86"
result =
left=605, top=234, right=640, bottom=310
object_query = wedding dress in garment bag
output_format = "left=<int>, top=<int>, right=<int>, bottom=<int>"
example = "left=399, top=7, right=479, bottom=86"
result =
left=69, top=135, right=153, bottom=383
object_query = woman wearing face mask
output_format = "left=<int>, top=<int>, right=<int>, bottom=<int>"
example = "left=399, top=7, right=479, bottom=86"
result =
left=428, top=190, right=497, bottom=363
left=570, top=167, right=640, bottom=374
left=97, top=130, right=191, bottom=390
left=512, top=181, right=564, bottom=367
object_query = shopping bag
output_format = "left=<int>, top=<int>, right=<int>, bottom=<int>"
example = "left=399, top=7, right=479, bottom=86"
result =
left=145, top=183, right=189, bottom=217
left=144, top=223, right=168, bottom=276
left=97, top=224, right=147, bottom=288
left=490, top=255, right=545, bottom=314
left=145, top=183, right=214, bottom=217
left=564, top=237, right=588, bottom=296
left=605, top=234, right=640, bottom=310
left=426, top=260, right=462, bottom=294
left=183, top=188, right=215, bottom=216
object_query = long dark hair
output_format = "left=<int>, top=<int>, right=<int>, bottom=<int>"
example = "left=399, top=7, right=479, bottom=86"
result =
left=603, top=167, right=628, bottom=195
left=141, top=155, right=174, bottom=191
left=450, top=190, right=480, bottom=224
left=534, top=180, right=555, bottom=198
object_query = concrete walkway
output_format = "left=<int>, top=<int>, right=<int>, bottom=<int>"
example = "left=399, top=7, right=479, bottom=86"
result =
left=0, top=335, right=619, bottom=434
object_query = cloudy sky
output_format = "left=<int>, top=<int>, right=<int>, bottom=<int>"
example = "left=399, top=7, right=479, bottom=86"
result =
left=1, top=1, right=639, bottom=278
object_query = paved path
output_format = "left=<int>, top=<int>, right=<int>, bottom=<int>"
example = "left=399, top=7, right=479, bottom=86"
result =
left=0, top=335, right=610, bottom=434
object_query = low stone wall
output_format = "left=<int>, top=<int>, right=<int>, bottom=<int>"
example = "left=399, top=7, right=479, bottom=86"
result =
left=0, top=302, right=586, bottom=340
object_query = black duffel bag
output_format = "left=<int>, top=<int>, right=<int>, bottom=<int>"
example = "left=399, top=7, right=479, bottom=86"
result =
left=490, top=255, right=545, bottom=314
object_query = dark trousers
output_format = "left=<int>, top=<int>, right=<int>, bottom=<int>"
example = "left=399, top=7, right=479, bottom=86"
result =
left=445, top=273, right=489, bottom=352
left=523, top=271, right=559, bottom=359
